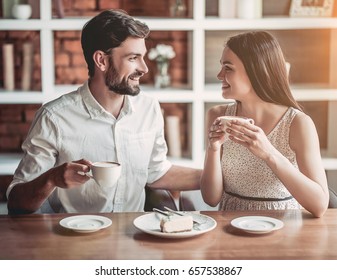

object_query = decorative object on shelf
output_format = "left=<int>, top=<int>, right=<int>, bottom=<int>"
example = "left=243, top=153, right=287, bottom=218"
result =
left=2, top=43, right=15, bottom=91
left=148, top=44, right=176, bottom=88
left=2, top=0, right=15, bottom=18
left=170, top=0, right=187, bottom=17
left=236, top=0, right=262, bottom=19
left=11, top=3, right=32, bottom=19
left=54, top=0, right=65, bottom=18
left=21, top=42, right=34, bottom=91
left=289, top=0, right=334, bottom=17
left=218, top=0, right=236, bottom=18
left=165, top=115, right=182, bottom=158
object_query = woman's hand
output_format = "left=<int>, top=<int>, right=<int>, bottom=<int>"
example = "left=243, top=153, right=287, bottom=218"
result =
left=208, top=118, right=226, bottom=152
left=226, top=119, right=277, bottom=161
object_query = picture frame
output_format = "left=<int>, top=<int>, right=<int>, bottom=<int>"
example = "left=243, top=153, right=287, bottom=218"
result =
left=289, top=0, right=334, bottom=17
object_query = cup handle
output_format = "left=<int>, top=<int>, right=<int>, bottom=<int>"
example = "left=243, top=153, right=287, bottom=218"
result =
left=86, top=171, right=93, bottom=179
left=77, top=171, right=93, bottom=179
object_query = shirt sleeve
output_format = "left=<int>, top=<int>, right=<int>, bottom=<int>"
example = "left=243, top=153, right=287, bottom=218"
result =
left=6, top=106, right=59, bottom=199
left=146, top=101, right=172, bottom=184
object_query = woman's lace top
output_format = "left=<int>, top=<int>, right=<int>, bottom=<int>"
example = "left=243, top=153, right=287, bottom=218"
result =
left=220, top=102, right=302, bottom=211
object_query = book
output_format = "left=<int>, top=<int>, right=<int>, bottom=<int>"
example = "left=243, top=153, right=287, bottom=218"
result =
left=21, top=42, right=34, bottom=91
left=165, top=115, right=182, bottom=158
left=2, top=0, right=16, bottom=18
left=54, top=0, right=65, bottom=18
left=218, top=0, right=236, bottom=18
left=2, top=43, right=15, bottom=91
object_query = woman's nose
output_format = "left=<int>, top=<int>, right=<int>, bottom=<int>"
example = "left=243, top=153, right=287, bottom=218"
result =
left=217, top=68, right=224, bottom=81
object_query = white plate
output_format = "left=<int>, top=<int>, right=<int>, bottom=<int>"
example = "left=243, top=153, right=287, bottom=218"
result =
left=59, top=215, right=112, bottom=233
left=231, top=216, right=284, bottom=234
left=133, top=212, right=217, bottom=239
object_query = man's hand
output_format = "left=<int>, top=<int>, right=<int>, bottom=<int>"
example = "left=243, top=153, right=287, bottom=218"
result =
left=49, top=159, right=92, bottom=188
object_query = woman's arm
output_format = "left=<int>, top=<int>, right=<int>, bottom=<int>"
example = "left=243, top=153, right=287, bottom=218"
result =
left=227, top=112, right=329, bottom=217
left=200, top=106, right=227, bottom=206
left=272, top=113, right=329, bottom=217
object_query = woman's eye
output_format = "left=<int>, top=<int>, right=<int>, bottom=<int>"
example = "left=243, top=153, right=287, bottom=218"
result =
left=224, top=65, right=232, bottom=72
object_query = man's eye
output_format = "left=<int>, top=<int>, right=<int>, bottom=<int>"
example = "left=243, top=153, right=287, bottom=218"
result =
left=129, top=56, right=137, bottom=61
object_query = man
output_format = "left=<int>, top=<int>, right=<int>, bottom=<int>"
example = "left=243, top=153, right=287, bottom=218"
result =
left=7, top=9, right=201, bottom=214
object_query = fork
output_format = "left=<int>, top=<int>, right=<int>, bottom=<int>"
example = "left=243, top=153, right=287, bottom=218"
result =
left=152, top=207, right=171, bottom=217
left=163, top=206, right=202, bottom=225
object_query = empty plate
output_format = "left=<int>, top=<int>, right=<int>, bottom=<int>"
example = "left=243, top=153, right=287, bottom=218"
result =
left=59, top=215, right=112, bottom=233
left=231, top=216, right=284, bottom=234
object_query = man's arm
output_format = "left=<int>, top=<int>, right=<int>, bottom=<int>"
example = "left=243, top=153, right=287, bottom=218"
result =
left=7, top=159, right=91, bottom=214
left=148, top=165, right=202, bottom=191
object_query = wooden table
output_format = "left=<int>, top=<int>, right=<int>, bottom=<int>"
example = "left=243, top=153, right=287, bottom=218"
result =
left=1, top=209, right=337, bottom=260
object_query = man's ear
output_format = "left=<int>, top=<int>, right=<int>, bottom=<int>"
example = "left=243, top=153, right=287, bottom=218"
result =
left=92, top=50, right=108, bottom=72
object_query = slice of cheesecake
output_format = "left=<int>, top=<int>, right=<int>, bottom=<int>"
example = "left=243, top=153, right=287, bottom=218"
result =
left=160, top=215, right=193, bottom=233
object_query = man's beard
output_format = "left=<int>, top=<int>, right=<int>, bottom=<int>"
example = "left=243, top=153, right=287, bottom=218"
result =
left=104, top=60, right=141, bottom=97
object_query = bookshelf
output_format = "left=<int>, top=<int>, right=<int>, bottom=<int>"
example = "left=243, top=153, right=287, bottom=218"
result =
left=1, top=0, right=337, bottom=183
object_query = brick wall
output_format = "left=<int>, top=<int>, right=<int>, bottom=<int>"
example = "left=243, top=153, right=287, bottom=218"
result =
left=0, top=104, right=41, bottom=201
left=0, top=104, right=40, bottom=152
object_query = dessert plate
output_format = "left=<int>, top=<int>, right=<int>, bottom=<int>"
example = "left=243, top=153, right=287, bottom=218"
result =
left=59, top=215, right=112, bottom=233
left=231, top=216, right=284, bottom=234
left=133, top=212, right=217, bottom=239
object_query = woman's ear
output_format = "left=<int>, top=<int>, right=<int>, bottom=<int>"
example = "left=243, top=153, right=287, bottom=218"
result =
left=92, top=50, right=108, bottom=72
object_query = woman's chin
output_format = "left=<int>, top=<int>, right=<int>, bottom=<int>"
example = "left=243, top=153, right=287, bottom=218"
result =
left=221, top=90, right=232, bottom=99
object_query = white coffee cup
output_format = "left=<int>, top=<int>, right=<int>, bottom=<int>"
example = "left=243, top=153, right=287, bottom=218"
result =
left=218, top=116, right=254, bottom=140
left=88, top=161, right=121, bottom=188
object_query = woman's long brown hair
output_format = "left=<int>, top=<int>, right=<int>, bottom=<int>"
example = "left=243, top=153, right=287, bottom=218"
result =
left=226, top=31, right=302, bottom=111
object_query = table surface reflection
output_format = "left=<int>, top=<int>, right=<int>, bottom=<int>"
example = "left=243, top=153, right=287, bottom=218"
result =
left=1, top=209, right=337, bottom=260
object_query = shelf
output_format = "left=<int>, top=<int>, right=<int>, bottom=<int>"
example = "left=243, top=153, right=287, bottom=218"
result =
left=292, top=88, right=337, bottom=101
left=0, top=19, right=44, bottom=30
left=323, top=158, right=337, bottom=171
left=0, top=153, right=22, bottom=175
left=0, top=91, right=44, bottom=104
left=2, top=17, right=337, bottom=31
left=0, top=18, right=196, bottom=31
left=203, top=84, right=337, bottom=102
left=203, top=17, right=337, bottom=30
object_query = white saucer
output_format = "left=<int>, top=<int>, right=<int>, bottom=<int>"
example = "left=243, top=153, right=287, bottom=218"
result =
left=231, top=216, right=284, bottom=234
left=59, top=215, right=112, bottom=233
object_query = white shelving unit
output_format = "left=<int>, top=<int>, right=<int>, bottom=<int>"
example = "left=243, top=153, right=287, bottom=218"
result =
left=1, top=0, right=337, bottom=174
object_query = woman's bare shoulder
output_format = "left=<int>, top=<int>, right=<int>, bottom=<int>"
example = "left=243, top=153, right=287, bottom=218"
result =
left=290, top=110, right=318, bottom=151
left=291, top=110, right=315, bottom=132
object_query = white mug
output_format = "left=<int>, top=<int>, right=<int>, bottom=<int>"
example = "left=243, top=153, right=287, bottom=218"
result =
left=218, top=116, right=254, bottom=140
left=88, top=161, right=121, bottom=188
left=12, top=4, right=32, bottom=20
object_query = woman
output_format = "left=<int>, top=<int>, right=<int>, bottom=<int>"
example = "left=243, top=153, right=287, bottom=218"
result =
left=200, top=31, right=329, bottom=217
